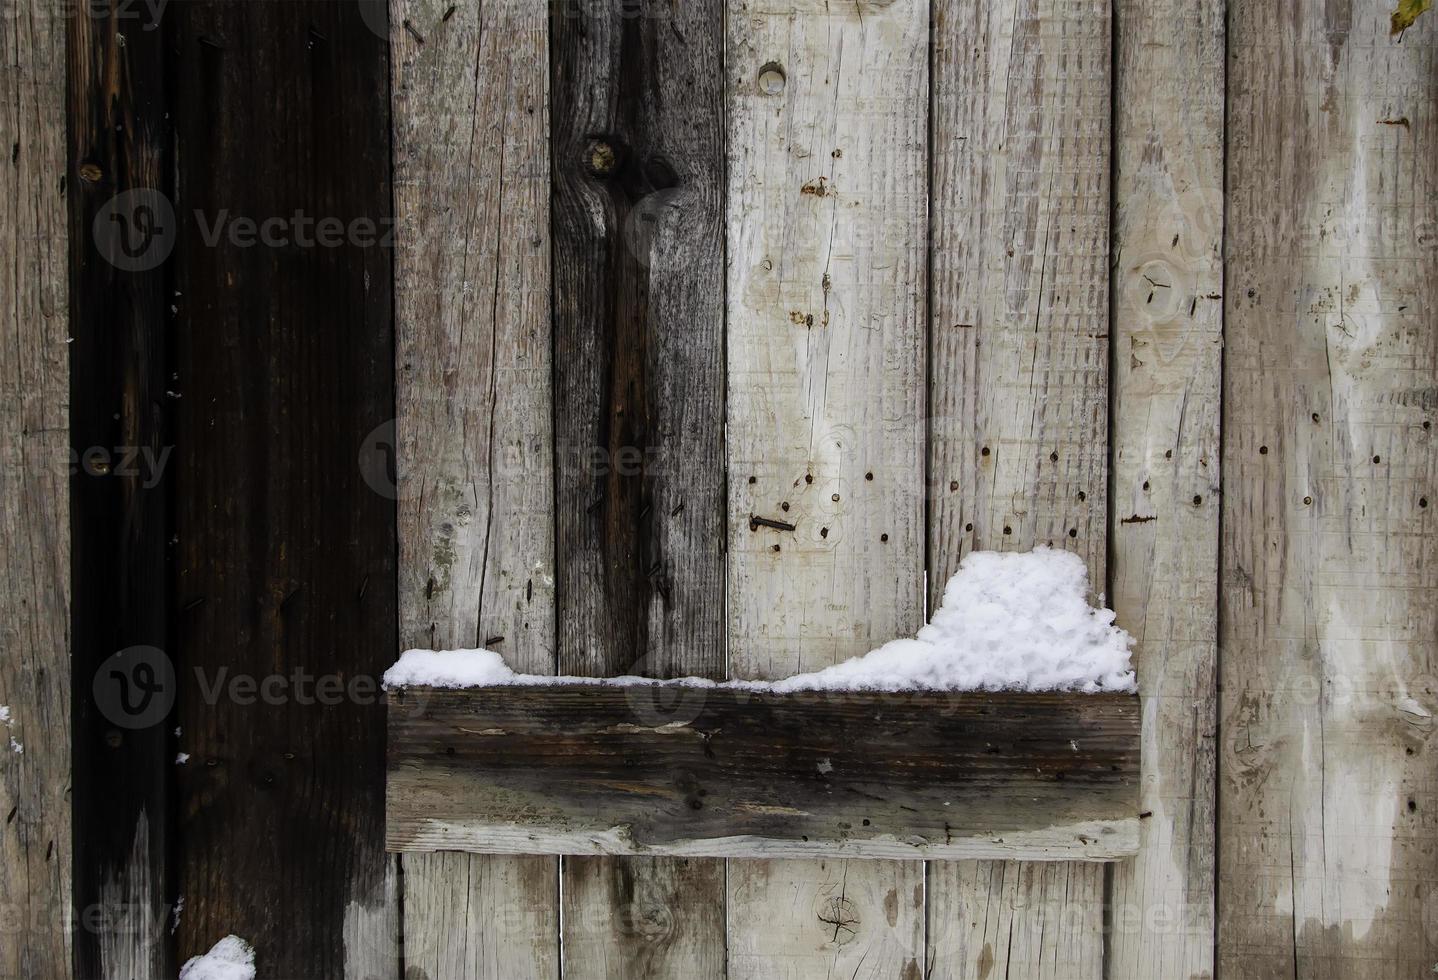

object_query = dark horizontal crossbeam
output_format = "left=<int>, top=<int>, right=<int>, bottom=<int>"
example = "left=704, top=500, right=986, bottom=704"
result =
left=387, top=686, right=1140, bottom=861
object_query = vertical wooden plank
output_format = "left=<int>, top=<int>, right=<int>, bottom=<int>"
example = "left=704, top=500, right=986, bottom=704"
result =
left=725, top=1, right=927, bottom=977
left=551, top=0, right=727, bottom=976
left=1221, top=3, right=1438, bottom=977
left=67, top=0, right=170, bottom=976
left=926, top=0, right=1111, bottom=975
left=389, top=0, right=559, bottom=977
left=1106, top=0, right=1223, bottom=974
left=925, top=862, right=1104, bottom=978
left=2, top=1, right=70, bottom=976
left=169, top=3, right=397, bottom=976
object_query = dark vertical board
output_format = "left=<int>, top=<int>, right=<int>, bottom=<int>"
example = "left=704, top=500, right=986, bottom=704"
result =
left=550, top=0, right=726, bottom=975
left=168, top=2, right=397, bottom=976
left=68, top=1, right=172, bottom=976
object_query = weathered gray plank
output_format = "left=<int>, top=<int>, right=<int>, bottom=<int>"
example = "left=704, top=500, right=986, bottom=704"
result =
left=550, top=0, right=728, bottom=975
left=1106, top=0, right=1224, bottom=974
left=561, top=857, right=725, bottom=980
left=927, top=0, right=1112, bottom=974
left=402, top=851, right=559, bottom=980
left=0, top=2, right=69, bottom=975
left=926, top=861, right=1104, bottom=978
left=1220, top=2, right=1438, bottom=976
left=387, top=687, right=1141, bottom=860
left=725, top=0, right=929, bottom=974
left=390, top=0, right=559, bottom=976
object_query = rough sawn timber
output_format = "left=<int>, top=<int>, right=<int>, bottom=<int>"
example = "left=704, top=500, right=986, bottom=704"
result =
left=1220, top=2, right=1438, bottom=976
left=1107, top=0, right=1224, bottom=974
left=550, top=0, right=728, bottom=976
left=2, top=1, right=71, bottom=976
left=724, top=0, right=930, bottom=975
left=390, top=0, right=560, bottom=977
left=926, top=0, right=1114, bottom=974
left=387, top=687, right=1140, bottom=861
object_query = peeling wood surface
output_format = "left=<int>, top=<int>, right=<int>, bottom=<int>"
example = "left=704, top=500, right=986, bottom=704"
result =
left=725, top=0, right=929, bottom=974
left=2, top=2, right=69, bottom=976
left=387, top=688, right=1141, bottom=860
left=926, top=0, right=1113, bottom=975
left=550, top=0, right=728, bottom=975
left=169, top=3, right=397, bottom=976
left=390, top=0, right=560, bottom=977
left=1106, top=0, right=1224, bottom=975
left=1220, top=2, right=1438, bottom=976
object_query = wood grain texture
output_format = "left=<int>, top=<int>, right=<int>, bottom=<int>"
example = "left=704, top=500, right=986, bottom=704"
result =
left=1220, top=2, right=1438, bottom=977
left=1107, top=0, right=1223, bottom=975
left=727, top=858, right=924, bottom=980
left=388, top=687, right=1141, bottom=859
left=927, top=0, right=1112, bottom=975
left=725, top=0, right=928, bottom=974
left=67, top=1, right=170, bottom=976
left=2, top=2, right=70, bottom=976
left=389, top=0, right=560, bottom=977
left=168, top=3, right=396, bottom=976
left=551, top=1, right=727, bottom=976
left=926, top=860, right=1104, bottom=979
left=562, top=856, right=725, bottom=980
left=402, top=851, right=559, bottom=980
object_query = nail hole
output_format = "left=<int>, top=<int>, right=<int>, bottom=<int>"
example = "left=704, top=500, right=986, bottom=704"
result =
left=758, top=62, right=786, bottom=95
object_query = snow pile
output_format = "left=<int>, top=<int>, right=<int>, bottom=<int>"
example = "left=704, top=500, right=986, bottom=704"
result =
left=0, top=706, right=9, bottom=724
left=384, top=548, right=1135, bottom=694
left=180, top=936, right=255, bottom=980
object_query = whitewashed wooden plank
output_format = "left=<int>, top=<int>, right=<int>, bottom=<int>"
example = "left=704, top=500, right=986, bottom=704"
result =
left=727, top=859, right=924, bottom=980
left=927, top=0, right=1112, bottom=975
left=926, top=861, right=1104, bottom=979
left=725, top=0, right=928, bottom=976
left=1106, top=0, right=1224, bottom=975
left=0, top=2, right=70, bottom=976
left=391, top=0, right=558, bottom=976
left=1220, top=3, right=1438, bottom=976
left=403, top=851, right=559, bottom=980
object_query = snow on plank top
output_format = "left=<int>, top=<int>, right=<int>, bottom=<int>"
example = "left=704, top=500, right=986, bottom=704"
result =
left=384, top=548, right=1136, bottom=694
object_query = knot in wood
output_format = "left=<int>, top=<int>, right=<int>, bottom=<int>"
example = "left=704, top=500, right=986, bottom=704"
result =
left=817, top=895, right=860, bottom=944
left=586, top=140, right=618, bottom=177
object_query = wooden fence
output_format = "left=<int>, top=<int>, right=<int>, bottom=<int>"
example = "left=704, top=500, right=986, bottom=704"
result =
left=0, top=0, right=1434, bottom=977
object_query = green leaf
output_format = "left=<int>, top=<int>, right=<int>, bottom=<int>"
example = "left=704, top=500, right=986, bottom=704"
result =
left=1392, top=0, right=1432, bottom=34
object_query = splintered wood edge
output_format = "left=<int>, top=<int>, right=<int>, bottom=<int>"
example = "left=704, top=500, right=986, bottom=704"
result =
left=386, top=686, right=1142, bottom=863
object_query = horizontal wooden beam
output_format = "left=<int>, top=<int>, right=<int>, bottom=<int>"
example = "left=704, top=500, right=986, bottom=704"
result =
left=387, top=686, right=1141, bottom=862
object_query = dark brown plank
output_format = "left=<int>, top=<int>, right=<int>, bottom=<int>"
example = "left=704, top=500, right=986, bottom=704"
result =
left=550, top=1, right=726, bottom=976
left=68, top=1, right=172, bottom=975
left=388, top=687, right=1140, bottom=861
left=168, top=3, right=397, bottom=976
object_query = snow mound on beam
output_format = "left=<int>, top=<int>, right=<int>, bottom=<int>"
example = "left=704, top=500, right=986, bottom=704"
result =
left=180, top=936, right=255, bottom=980
left=384, top=548, right=1136, bottom=694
